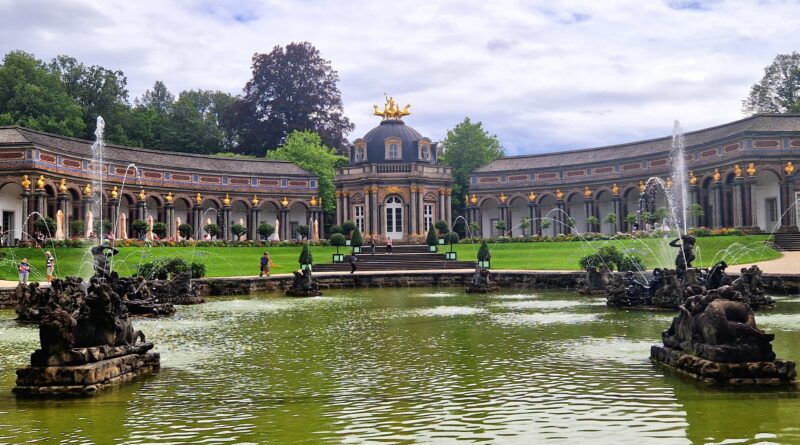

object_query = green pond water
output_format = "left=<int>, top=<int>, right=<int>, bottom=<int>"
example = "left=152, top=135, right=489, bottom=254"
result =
left=1, top=288, right=800, bottom=444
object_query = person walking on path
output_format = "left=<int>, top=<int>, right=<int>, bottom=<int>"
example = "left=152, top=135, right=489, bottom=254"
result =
left=350, top=254, right=358, bottom=274
left=18, top=258, right=30, bottom=284
left=260, top=252, right=277, bottom=277
left=386, top=237, right=393, bottom=254
left=370, top=237, right=376, bottom=255
left=44, top=251, right=55, bottom=282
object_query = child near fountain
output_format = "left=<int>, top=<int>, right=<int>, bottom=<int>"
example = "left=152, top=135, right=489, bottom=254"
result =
left=260, top=252, right=277, bottom=277
left=44, top=251, right=55, bottom=282
left=18, top=258, right=29, bottom=284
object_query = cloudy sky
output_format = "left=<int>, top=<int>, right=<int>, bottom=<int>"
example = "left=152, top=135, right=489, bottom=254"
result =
left=0, top=0, right=797, bottom=154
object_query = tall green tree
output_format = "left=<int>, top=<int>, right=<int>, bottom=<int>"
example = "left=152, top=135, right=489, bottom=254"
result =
left=223, top=42, right=353, bottom=155
left=438, top=117, right=504, bottom=217
left=743, top=52, right=800, bottom=114
left=267, top=130, right=346, bottom=214
left=162, top=89, right=235, bottom=154
left=48, top=55, right=130, bottom=141
left=0, top=51, right=84, bottom=135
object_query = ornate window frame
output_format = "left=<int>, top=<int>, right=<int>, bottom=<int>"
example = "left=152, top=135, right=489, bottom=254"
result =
left=418, top=137, right=432, bottom=161
left=353, top=139, right=367, bottom=162
left=384, top=137, right=402, bottom=160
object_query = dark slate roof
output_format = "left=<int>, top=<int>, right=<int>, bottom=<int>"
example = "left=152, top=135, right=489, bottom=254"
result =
left=360, top=119, right=430, bottom=163
left=476, top=114, right=800, bottom=173
left=0, top=126, right=314, bottom=177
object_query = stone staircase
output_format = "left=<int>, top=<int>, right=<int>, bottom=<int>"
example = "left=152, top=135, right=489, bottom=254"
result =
left=773, top=233, right=800, bottom=251
left=314, top=244, right=475, bottom=272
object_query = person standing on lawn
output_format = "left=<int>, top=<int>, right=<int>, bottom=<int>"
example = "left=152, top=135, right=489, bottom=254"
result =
left=260, top=252, right=277, bottom=277
left=18, top=258, right=30, bottom=284
left=44, top=251, right=55, bottom=282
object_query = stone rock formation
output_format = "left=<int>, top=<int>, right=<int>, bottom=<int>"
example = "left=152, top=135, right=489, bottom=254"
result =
left=466, top=265, right=498, bottom=293
left=149, top=273, right=204, bottom=305
left=651, top=285, right=795, bottom=385
left=286, top=268, right=322, bottom=297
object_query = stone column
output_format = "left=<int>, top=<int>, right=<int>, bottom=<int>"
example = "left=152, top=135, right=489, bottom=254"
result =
left=712, top=182, right=723, bottom=228
left=746, top=176, right=757, bottom=228
left=57, top=192, right=68, bottom=233
left=528, top=202, right=537, bottom=236
left=444, top=189, right=452, bottom=228
left=192, top=203, right=202, bottom=239
left=363, top=187, right=371, bottom=236
left=136, top=198, right=146, bottom=222
left=779, top=177, right=798, bottom=232
left=108, top=198, right=120, bottom=238
left=280, top=206, right=289, bottom=240
left=611, top=195, right=621, bottom=234
left=249, top=206, right=260, bottom=240
left=556, top=199, right=565, bottom=235
left=342, top=192, right=349, bottom=223
left=335, top=191, right=343, bottom=226
left=222, top=203, right=231, bottom=241
left=20, top=189, right=30, bottom=240
left=733, top=177, right=745, bottom=228
left=417, top=187, right=425, bottom=232
left=410, top=184, right=418, bottom=236
left=688, top=185, right=699, bottom=228
left=377, top=204, right=383, bottom=236
left=163, top=201, right=174, bottom=238
left=35, top=188, right=47, bottom=219
left=584, top=197, right=594, bottom=233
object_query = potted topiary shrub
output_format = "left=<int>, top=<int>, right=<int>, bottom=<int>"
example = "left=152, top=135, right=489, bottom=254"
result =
left=477, top=240, right=490, bottom=268
left=351, top=228, right=363, bottom=254
left=257, top=222, right=275, bottom=241
left=435, top=220, right=449, bottom=244
left=426, top=224, right=438, bottom=252
left=330, top=233, right=346, bottom=262
left=299, top=243, right=313, bottom=271
left=68, top=219, right=85, bottom=238
left=152, top=222, right=167, bottom=239
left=296, top=224, right=309, bottom=241
left=131, top=219, right=149, bottom=239
left=178, top=223, right=193, bottom=239
left=231, top=223, right=247, bottom=240
left=445, top=231, right=459, bottom=260
left=342, top=220, right=356, bottom=245
left=204, top=223, right=219, bottom=240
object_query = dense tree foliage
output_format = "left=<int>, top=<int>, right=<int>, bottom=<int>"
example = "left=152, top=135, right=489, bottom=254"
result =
left=267, top=130, right=347, bottom=213
left=438, top=118, right=504, bottom=217
left=223, top=42, right=353, bottom=155
left=743, top=52, right=800, bottom=114
left=0, top=51, right=85, bottom=136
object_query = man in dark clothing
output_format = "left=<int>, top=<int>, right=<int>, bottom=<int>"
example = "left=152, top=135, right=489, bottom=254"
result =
left=350, top=254, right=358, bottom=273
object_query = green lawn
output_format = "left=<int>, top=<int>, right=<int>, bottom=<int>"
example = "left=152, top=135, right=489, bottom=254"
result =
left=0, top=235, right=779, bottom=281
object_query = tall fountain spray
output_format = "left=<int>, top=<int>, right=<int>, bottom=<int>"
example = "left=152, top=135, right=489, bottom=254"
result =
left=91, top=116, right=105, bottom=241
left=670, top=120, right=690, bottom=235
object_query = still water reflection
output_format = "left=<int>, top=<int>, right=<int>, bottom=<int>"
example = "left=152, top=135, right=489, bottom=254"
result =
left=1, top=288, right=799, bottom=444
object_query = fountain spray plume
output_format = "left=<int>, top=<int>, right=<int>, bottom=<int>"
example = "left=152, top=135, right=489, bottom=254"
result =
left=90, top=116, right=105, bottom=243
left=670, top=120, right=690, bottom=236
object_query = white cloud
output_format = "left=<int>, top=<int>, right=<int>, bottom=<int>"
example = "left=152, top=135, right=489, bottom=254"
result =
left=0, top=0, right=797, bottom=154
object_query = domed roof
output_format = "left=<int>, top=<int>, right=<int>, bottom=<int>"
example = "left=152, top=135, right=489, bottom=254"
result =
left=363, top=119, right=423, bottom=146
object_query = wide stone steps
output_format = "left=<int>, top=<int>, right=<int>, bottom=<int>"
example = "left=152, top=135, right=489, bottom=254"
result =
left=773, top=233, right=800, bottom=251
left=314, top=260, right=475, bottom=272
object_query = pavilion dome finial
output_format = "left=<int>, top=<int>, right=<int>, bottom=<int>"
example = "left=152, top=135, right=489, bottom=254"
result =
left=372, top=95, right=411, bottom=121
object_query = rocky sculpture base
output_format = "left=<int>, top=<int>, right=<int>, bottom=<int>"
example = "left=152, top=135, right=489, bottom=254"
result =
left=650, top=346, right=796, bottom=385
left=14, top=342, right=160, bottom=397
left=286, top=269, right=322, bottom=297
left=466, top=267, right=498, bottom=293
left=465, top=283, right=499, bottom=293
left=149, top=273, right=204, bottom=305
left=285, top=288, right=323, bottom=297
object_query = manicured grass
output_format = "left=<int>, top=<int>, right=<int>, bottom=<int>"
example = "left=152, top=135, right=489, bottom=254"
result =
left=0, top=235, right=779, bottom=281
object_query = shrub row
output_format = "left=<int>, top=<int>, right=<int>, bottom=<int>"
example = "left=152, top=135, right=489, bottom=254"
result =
left=133, top=258, right=206, bottom=279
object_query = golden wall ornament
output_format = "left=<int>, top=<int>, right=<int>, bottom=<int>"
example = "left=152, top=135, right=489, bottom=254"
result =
left=83, top=183, right=92, bottom=196
left=319, top=197, right=323, bottom=207
left=583, top=186, right=592, bottom=199
left=223, top=193, right=231, bottom=206
left=665, top=177, right=673, bottom=189
left=713, top=168, right=721, bottom=182
left=111, top=186, right=119, bottom=199
left=747, top=163, right=757, bottom=176
left=138, top=189, right=146, bottom=201
left=464, top=194, right=470, bottom=205
left=734, top=164, right=742, bottom=177
left=372, top=95, right=411, bottom=120
left=470, top=194, right=478, bottom=205
left=498, top=192, right=507, bottom=204
left=410, top=184, right=418, bottom=193
left=37, top=175, right=46, bottom=190
left=310, top=196, right=318, bottom=206
left=528, top=191, right=537, bottom=202
left=638, top=180, right=646, bottom=193
left=385, top=185, right=402, bottom=195
left=165, top=191, right=173, bottom=203
left=58, top=178, right=67, bottom=193
left=251, top=195, right=260, bottom=206
left=786, top=161, right=795, bottom=176
left=555, top=189, right=565, bottom=200
left=195, top=192, right=203, bottom=204
left=21, top=175, right=31, bottom=190
left=281, top=196, right=289, bottom=207
left=689, top=171, right=698, bottom=186
left=611, top=183, right=619, bottom=195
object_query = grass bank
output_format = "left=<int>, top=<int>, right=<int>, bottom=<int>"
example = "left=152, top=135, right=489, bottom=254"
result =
left=0, top=235, right=779, bottom=281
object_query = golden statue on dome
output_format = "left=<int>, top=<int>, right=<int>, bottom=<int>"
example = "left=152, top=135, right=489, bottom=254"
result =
left=373, top=95, right=411, bottom=120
